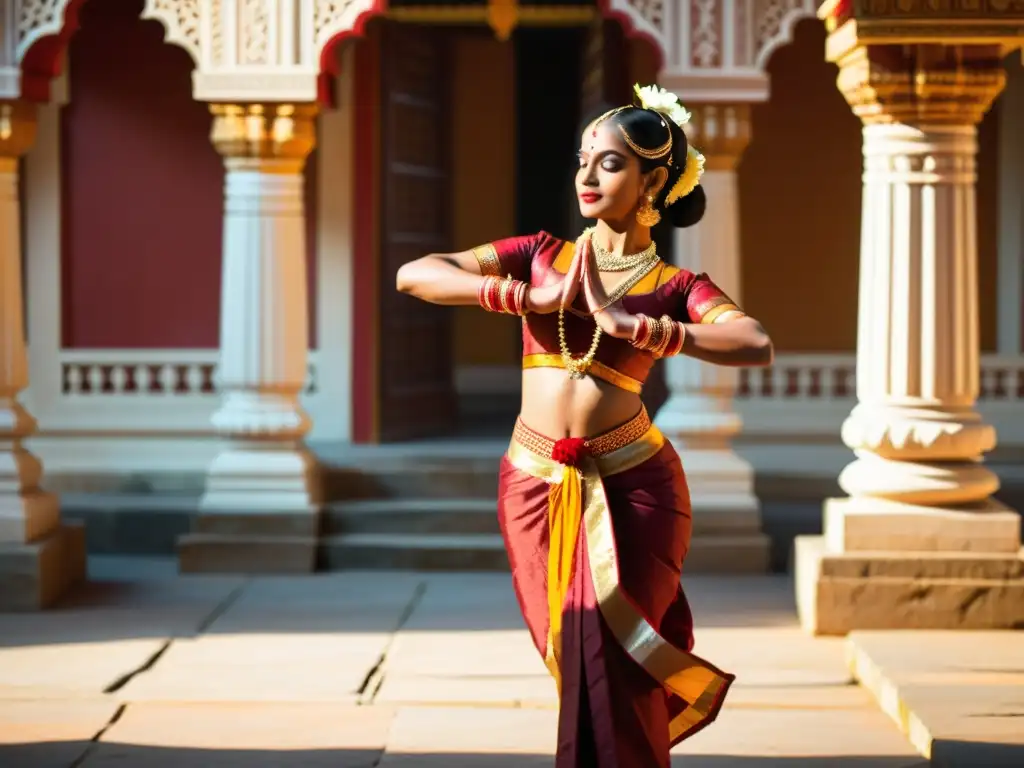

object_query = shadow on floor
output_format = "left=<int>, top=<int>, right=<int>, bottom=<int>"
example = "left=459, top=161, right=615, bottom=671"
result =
left=0, top=742, right=930, bottom=768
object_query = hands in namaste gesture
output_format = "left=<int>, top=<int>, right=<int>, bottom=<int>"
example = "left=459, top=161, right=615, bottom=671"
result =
left=524, top=237, right=639, bottom=340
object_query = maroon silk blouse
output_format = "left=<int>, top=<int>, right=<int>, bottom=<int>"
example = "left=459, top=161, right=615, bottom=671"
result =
left=473, top=231, right=741, bottom=394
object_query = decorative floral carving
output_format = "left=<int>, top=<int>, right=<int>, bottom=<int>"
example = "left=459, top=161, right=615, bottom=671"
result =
left=141, top=0, right=202, bottom=65
left=314, top=0, right=363, bottom=49
left=752, top=0, right=816, bottom=69
left=16, top=0, right=66, bottom=56
left=627, top=0, right=665, bottom=28
left=242, top=0, right=269, bottom=65
left=210, top=0, right=222, bottom=66
left=691, top=0, right=722, bottom=68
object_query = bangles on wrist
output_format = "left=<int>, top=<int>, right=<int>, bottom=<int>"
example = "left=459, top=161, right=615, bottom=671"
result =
left=479, top=274, right=529, bottom=316
left=631, top=314, right=686, bottom=358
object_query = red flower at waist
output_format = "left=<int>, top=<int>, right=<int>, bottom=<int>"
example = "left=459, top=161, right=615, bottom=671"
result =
left=552, top=437, right=589, bottom=467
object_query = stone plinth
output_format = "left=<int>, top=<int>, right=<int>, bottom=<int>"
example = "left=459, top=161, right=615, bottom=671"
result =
left=796, top=537, right=1024, bottom=635
left=0, top=521, right=87, bottom=611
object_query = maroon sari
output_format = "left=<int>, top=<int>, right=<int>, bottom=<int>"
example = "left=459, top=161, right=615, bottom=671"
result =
left=474, top=232, right=739, bottom=767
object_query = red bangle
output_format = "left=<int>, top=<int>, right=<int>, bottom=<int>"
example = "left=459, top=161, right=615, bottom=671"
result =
left=663, top=322, right=686, bottom=357
left=480, top=276, right=529, bottom=316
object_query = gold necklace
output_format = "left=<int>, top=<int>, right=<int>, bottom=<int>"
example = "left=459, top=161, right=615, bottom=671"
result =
left=558, top=307, right=602, bottom=380
left=557, top=239, right=662, bottom=380
left=586, top=227, right=658, bottom=272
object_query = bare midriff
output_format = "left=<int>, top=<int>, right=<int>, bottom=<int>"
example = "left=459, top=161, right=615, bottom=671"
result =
left=519, top=367, right=644, bottom=440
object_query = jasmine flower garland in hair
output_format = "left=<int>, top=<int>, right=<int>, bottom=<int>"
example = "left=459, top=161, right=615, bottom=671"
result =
left=632, top=83, right=705, bottom=204
left=633, top=84, right=691, bottom=129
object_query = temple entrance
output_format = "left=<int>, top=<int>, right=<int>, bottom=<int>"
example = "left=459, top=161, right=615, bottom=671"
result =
left=353, top=12, right=661, bottom=443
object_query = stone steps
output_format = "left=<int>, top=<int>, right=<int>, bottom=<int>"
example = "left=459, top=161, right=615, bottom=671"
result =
left=319, top=532, right=510, bottom=571
left=324, top=499, right=499, bottom=535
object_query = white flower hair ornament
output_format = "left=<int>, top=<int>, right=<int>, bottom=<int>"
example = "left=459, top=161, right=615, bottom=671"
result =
left=632, top=83, right=705, bottom=205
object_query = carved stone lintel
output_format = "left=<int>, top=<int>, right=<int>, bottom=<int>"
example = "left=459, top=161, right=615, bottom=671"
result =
left=834, top=43, right=1006, bottom=126
left=683, top=103, right=752, bottom=170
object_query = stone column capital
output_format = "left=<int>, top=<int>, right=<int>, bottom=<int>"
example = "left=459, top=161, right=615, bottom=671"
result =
left=682, top=103, right=752, bottom=171
left=831, top=43, right=1006, bottom=127
left=209, top=103, right=318, bottom=166
left=0, top=100, right=38, bottom=160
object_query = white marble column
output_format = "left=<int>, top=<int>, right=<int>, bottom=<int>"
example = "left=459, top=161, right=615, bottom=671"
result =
left=654, top=103, right=770, bottom=573
left=180, top=103, right=321, bottom=574
left=0, top=100, right=85, bottom=608
left=795, top=44, right=1024, bottom=634
left=837, top=124, right=1000, bottom=514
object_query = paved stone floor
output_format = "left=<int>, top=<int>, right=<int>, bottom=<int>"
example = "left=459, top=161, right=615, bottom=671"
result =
left=0, top=557, right=930, bottom=767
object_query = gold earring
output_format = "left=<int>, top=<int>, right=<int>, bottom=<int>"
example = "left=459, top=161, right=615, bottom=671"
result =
left=636, top=195, right=661, bottom=227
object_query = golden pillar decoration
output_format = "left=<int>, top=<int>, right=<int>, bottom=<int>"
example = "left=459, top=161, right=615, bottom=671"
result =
left=0, top=100, right=39, bottom=160
left=210, top=103, right=318, bottom=166
left=180, top=102, right=322, bottom=574
left=683, top=104, right=752, bottom=171
left=487, top=0, right=520, bottom=42
left=795, top=5, right=1024, bottom=634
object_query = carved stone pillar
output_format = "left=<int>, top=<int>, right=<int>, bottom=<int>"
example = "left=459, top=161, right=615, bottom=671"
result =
left=178, top=103, right=321, bottom=574
left=795, top=42, right=1024, bottom=634
left=655, top=103, right=770, bottom=573
left=0, top=100, right=86, bottom=608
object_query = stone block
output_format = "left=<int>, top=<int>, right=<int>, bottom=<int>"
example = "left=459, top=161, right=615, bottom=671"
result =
left=318, top=533, right=511, bottom=571
left=824, top=496, right=1021, bottom=554
left=0, top=489, right=60, bottom=544
left=177, top=533, right=317, bottom=574
left=683, top=534, right=771, bottom=574
left=194, top=509, right=320, bottom=537
left=0, top=522, right=86, bottom=611
left=795, top=535, right=1024, bottom=635
left=848, top=631, right=1024, bottom=766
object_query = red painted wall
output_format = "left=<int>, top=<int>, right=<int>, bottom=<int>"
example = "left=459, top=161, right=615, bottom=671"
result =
left=62, top=0, right=318, bottom=349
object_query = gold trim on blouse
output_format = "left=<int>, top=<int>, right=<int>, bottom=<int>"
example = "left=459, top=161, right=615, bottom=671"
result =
left=473, top=244, right=502, bottom=277
left=522, top=353, right=643, bottom=394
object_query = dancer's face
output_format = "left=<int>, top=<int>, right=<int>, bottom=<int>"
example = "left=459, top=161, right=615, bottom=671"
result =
left=575, top=123, right=643, bottom=224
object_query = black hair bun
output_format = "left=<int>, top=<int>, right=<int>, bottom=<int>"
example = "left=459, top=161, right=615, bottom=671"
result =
left=665, top=184, right=706, bottom=229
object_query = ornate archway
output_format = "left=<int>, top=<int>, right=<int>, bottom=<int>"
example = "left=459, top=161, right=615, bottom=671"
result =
left=5, top=0, right=202, bottom=101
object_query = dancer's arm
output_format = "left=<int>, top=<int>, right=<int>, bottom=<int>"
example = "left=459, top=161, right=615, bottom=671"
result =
left=397, top=234, right=583, bottom=315
left=673, top=273, right=773, bottom=367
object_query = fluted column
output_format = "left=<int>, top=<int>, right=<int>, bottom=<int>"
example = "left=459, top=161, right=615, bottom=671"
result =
left=655, top=103, right=769, bottom=573
left=0, top=100, right=85, bottom=608
left=179, top=103, right=321, bottom=574
left=795, top=44, right=1024, bottom=634
left=839, top=122, right=997, bottom=511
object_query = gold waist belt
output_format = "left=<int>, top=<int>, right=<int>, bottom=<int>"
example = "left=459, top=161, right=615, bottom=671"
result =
left=521, top=353, right=644, bottom=395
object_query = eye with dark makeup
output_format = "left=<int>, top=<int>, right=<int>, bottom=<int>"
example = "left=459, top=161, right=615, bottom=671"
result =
left=577, top=150, right=624, bottom=172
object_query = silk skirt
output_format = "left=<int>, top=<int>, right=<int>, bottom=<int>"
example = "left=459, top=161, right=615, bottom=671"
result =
left=497, top=407, right=733, bottom=767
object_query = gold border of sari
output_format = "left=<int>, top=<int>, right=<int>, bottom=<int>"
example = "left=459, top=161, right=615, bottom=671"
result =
left=506, top=424, right=734, bottom=744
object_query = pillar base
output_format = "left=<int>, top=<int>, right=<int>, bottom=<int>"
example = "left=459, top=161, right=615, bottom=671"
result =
left=179, top=445, right=322, bottom=574
left=824, top=496, right=1021, bottom=554
left=794, top=535, right=1024, bottom=635
left=0, top=520, right=87, bottom=611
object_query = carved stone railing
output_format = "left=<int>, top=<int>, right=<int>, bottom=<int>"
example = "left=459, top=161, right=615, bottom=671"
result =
left=736, top=353, right=1024, bottom=444
left=27, top=349, right=319, bottom=433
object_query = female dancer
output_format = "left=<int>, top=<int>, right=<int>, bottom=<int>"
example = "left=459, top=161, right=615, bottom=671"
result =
left=397, top=85, right=773, bottom=766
